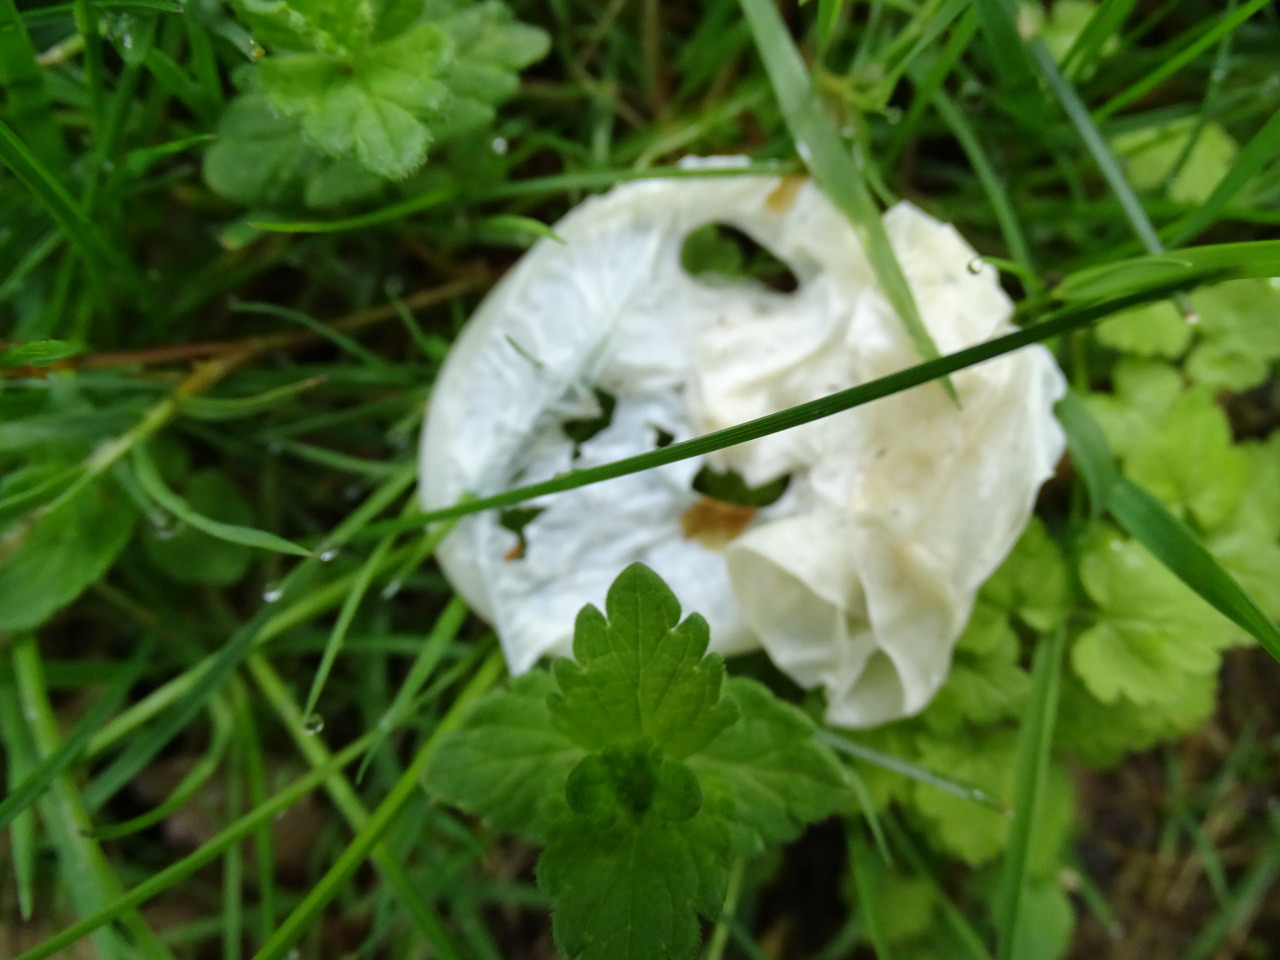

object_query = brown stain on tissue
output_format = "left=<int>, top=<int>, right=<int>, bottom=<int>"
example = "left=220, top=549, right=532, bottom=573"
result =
left=681, top=497, right=757, bottom=551
left=765, top=175, right=807, bottom=214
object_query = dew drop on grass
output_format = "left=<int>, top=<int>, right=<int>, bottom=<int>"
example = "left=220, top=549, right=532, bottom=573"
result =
left=319, top=547, right=339, bottom=562
left=967, top=257, right=986, bottom=275
left=302, top=714, right=324, bottom=736
left=492, top=136, right=509, bottom=155
left=263, top=584, right=284, bottom=603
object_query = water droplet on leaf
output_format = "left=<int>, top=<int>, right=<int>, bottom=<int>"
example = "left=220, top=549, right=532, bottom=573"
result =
left=302, top=714, right=324, bottom=735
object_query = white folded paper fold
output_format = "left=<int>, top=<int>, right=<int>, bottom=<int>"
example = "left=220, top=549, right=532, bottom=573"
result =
left=419, top=161, right=1066, bottom=726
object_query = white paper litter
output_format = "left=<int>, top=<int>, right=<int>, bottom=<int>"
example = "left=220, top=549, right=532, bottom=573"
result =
left=419, top=161, right=1067, bottom=727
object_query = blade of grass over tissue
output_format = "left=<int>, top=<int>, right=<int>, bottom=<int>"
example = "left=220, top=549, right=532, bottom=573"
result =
left=1057, top=393, right=1280, bottom=663
left=738, top=0, right=955, bottom=400
left=248, top=653, right=503, bottom=960
left=993, top=628, right=1065, bottom=960
left=370, top=270, right=1235, bottom=540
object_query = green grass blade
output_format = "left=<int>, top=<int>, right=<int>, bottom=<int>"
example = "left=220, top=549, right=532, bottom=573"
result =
left=1020, top=33, right=1165, bottom=256
left=738, top=0, right=955, bottom=400
left=1183, top=818, right=1280, bottom=960
left=249, top=653, right=462, bottom=956
left=1054, top=240, right=1280, bottom=301
left=11, top=635, right=177, bottom=960
left=1057, top=392, right=1280, bottom=663
left=930, top=85, right=1035, bottom=287
left=992, top=628, right=1065, bottom=960
left=81, top=562, right=324, bottom=811
left=0, top=635, right=152, bottom=832
left=249, top=185, right=457, bottom=233
left=356, top=594, right=467, bottom=782
left=1164, top=109, right=1280, bottom=247
left=886, top=819, right=996, bottom=960
left=87, top=694, right=232, bottom=841
left=0, top=117, right=141, bottom=291
left=1093, top=0, right=1273, bottom=121
left=0, top=0, right=68, bottom=167
left=1108, top=478, right=1280, bottom=662
left=178, top=376, right=328, bottom=421
left=0, top=667, right=40, bottom=919
left=821, top=730, right=1007, bottom=811
left=972, top=0, right=1037, bottom=93
left=12, top=731, right=379, bottom=960
left=131, top=443, right=314, bottom=558
left=249, top=653, right=505, bottom=960
left=847, top=828, right=896, bottom=960
left=374, top=272, right=1229, bottom=536
left=1059, top=0, right=1138, bottom=79
left=886, top=9, right=978, bottom=165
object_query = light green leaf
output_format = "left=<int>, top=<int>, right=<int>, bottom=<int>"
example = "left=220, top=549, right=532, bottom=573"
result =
left=203, top=94, right=383, bottom=209
left=1123, top=388, right=1251, bottom=531
left=1071, top=531, right=1236, bottom=705
left=1112, top=118, right=1238, bottom=205
left=685, top=677, right=847, bottom=851
left=1055, top=670, right=1215, bottom=768
left=425, top=671, right=584, bottom=840
left=980, top=519, right=1071, bottom=632
left=1186, top=279, right=1280, bottom=392
left=1084, top=359, right=1182, bottom=452
left=549, top=563, right=739, bottom=759
left=424, top=0, right=551, bottom=140
left=0, top=481, right=135, bottom=631
left=1094, top=298, right=1192, bottom=358
left=259, top=22, right=453, bottom=180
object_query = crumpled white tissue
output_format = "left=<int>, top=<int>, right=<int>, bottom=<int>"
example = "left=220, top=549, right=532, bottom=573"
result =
left=419, top=162, right=1067, bottom=727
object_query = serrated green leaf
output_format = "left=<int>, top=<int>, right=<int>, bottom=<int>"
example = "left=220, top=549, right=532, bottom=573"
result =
left=549, top=564, right=738, bottom=759
left=922, top=648, right=1029, bottom=735
left=565, top=746, right=702, bottom=824
left=0, top=483, right=135, bottom=631
left=538, top=817, right=704, bottom=960
left=425, top=0, right=550, bottom=140
left=425, top=671, right=584, bottom=840
left=203, top=94, right=383, bottom=209
left=685, top=677, right=846, bottom=851
left=228, top=0, right=396, bottom=54
left=1071, top=532, right=1235, bottom=705
left=1083, top=359, right=1182, bottom=453
left=259, top=23, right=452, bottom=180
left=1123, top=388, right=1251, bottom=531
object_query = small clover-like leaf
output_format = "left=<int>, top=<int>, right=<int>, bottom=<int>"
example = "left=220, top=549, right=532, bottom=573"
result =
left=1071, top=532, right=1236, bottom=705
left=549, top=563, right=739, bottom=759
left=259, top=23, right=453, bottom=180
